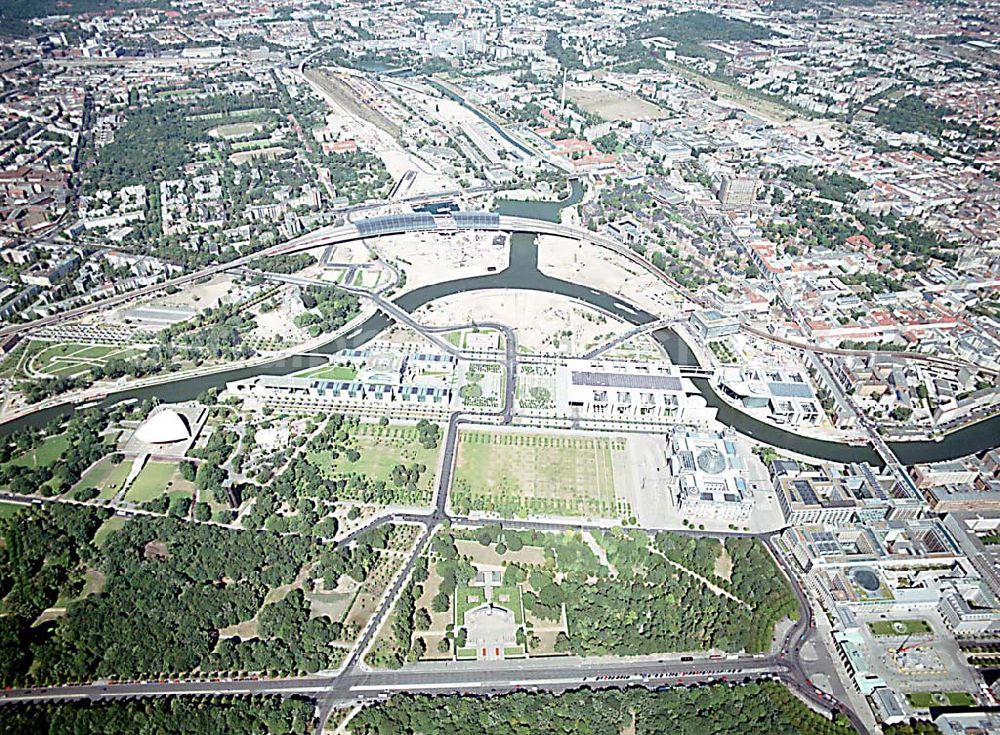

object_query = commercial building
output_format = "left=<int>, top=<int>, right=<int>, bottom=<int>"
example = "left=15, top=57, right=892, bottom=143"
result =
left=229, top=374, right=452, bottom=415
left=911, top=461, right=979, bottom=488
left=781, top=519, right=963, bottom=573
left=907, top=455, right=1000, bottom=512
left=833, top=630, right=887, bottom=695
left=937, top=579, right=1000, bottom=635
left=772, top=460, right=923, bottom=525
left=717, top=174, right=759, bottom=210
left=689, top=309, right=739, bottom=340
left=935, top=713, right=1000, bottom=735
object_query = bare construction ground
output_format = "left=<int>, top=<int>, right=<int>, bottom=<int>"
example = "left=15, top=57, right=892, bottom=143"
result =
left=567, top=86, right=667, bottom=121
left=306, top=69, right=401, bottom=139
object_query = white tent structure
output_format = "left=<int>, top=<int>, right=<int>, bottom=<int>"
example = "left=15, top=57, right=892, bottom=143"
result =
left=134, top=408, right=192, bottom=444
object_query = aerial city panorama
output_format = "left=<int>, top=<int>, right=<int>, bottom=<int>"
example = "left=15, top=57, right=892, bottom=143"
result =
left=0, top=0, right=997, bottom=733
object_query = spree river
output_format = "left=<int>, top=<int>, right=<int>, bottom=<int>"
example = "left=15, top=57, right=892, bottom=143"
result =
left=3, top=180, right=997, bottom=465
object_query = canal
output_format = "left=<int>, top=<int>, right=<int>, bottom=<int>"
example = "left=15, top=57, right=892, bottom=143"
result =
left=2, top=180, right=997, bottom=465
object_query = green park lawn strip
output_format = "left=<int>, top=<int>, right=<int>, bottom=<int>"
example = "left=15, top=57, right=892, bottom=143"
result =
left=451, top=430, right=621, bottom=518
left=13, top=434, right=69, bottom=469
left=868, top=619, right=932, bottom=637
left=92, top=516, right=128, bottom=547
left=74, top=456, right=132, bottom=500
left=307, top=424, right=439, bottom=490
left=0, top=501, right=25, bottom=518
left=125, top=461, right=183, bottom=502
left=454, top=585, right=486, bottom=627
left=906, top=692, right=975, bottom=708
left=31, top=342, right=143, bottom=378
left=492, top=585, right=524, bottom=625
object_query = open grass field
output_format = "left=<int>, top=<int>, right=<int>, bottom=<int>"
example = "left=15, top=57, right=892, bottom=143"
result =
left=0, top=501, right=25, bottom=518
left=73, top=455, right=132, bottom=500
left=491, top=585, right=524, bottom=625
left=125, top=461, right=190, bottom=503
left=451, top=430, right=622, bottom=518
left=92, top=516, right=128, bottom=547
left=307, top=423, right=440, bottom=503
left=12, top=434, right=69, bottom=469
left=868, top=619, right=932, bottom=637
left=906, top=691, right=976, bottom=708
left=28, top=341, right=143, bottom=379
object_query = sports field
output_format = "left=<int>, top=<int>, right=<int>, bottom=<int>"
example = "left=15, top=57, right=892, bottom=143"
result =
left=451, top=430, right=621, bottom=518
left=29, top=342, right=143, bottom=379
left=209, top=121, right=263, bottom=140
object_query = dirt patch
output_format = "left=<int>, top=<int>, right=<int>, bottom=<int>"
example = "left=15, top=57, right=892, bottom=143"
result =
left=415, top=564, right=452, bottom=633
left=218, top=618, right=258, bottom=639
left=455, top=539, right=547, bottom=567
left=345, top=591, right=379, bottom=630
left=567, top=86, right=667, bottom=121
left=82, top=568, right=106, bottom=598
left=421, top=633, right=452, bottom=660
left=143, top=541, right=169, bottom=560
left=714, top=542, right=733, bottom=582
left=415, top=290, right=625, bottom=355
left=306, top=69, right=401, bottom=139
left=307, top=589, right=356, bottom=623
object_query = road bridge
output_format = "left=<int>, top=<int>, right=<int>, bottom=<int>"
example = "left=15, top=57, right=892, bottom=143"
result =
left=7, top=208, right=999, bottom=383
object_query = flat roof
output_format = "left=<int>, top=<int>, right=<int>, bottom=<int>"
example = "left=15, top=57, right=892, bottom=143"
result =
left=572, top=371, right=683, bottom=391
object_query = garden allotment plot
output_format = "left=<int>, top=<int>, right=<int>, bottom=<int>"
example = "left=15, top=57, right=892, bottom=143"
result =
left=452, top=430, right=623, bottom=519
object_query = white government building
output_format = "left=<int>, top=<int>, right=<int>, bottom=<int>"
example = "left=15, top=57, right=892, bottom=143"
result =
left=716, top=365, right=822, bottom=426
left=227, top=345, right=455, bottom=417
left=560, top=359, right=715, bottom=425
left=666, top=428, right=757, bottom=522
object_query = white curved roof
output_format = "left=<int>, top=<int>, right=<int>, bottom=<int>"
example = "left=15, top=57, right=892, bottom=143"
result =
left=135, top=409, right=192, bottom=444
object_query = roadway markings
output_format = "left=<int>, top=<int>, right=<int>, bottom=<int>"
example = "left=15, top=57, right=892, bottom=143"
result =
left=350, top=682, right=484, bottom=692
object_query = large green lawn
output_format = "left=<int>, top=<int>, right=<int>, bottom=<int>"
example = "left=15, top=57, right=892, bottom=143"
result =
left=74, top=456, right=132, bottom=500
left=125, top=461, right=189, bottom=503
left=306, top=423, right=440, bottom=503
left=451, top=430, right=621, bottom=519
left=454, top=585, right=486, bottom=627
left=92, top=516, right=128, bottom=547
left=0, top=501, right=25, bottom=518
left=868, top=619, right=932, bottom=637
left=12, top=434, right=69, bottom=469
left=29, top=341, right=143, bottom=379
